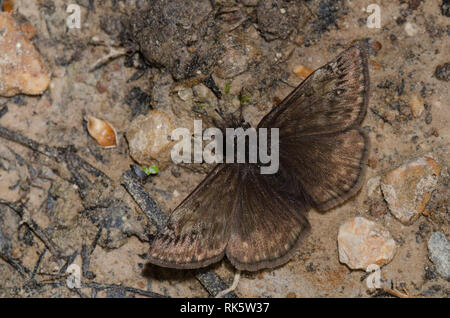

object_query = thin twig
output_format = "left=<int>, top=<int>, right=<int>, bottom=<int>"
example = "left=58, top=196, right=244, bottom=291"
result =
left=382, top=287, right=410, bottom=298
left=0, top=251, right=31, bottom=278
left=89, top=47, right=128, bottom=72
left=0, top=199, right=62, bottom=256
left=31, top=248, right=47, bottom=280
left=370, top=108, right=393, bottom=126
left=84, top=282, right=167, bottom=298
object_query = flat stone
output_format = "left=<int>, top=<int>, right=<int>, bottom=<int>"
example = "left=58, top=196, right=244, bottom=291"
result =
left=380, top=156, right=440, bottom=225
left=427, top=232, right=450, bottom=279
left=434, top=62, right=449, bottom=81
left=338, top=216, right=396, bottom=270
left=216, top=46, right=251, bottom=79
left=0, top=13, right=50, bottom=96
left=126, top=110, right=175, bottom=167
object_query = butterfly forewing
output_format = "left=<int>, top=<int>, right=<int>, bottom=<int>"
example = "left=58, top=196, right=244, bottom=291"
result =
left=259, top=42, right=370, bottom=211
left=258, top=44, right=369, bottom=137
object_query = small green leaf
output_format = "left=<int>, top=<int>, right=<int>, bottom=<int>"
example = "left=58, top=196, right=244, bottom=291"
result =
left=238, top=94, right=250, bottom=104
left=142, top=165, right=159, bottom=175
left=225, top=82, right=231, bottom=94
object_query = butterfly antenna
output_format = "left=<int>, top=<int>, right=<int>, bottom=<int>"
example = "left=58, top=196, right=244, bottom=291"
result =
left=215, top=270, right=241, bottom=298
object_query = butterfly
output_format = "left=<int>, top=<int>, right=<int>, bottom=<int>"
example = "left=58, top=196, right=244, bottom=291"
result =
left=147, top=41, right=370, bottom=271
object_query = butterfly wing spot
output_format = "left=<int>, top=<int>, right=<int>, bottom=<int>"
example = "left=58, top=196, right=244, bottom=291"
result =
left=334, top=88, right=346, bottom=96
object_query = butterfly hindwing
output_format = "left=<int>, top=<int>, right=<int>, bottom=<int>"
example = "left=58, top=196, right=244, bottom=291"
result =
left=226, top=166, right=311, bottom=271
left=279, top=129, right=369, bottom=210
left=148, top=164, right=239, bottom=269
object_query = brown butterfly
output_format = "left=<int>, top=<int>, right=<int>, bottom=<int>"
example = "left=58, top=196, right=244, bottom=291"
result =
left=147, top=41, right=370, bottom=271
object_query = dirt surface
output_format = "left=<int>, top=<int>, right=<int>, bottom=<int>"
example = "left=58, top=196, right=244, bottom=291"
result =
left=0, top=0, right=449, bottom=298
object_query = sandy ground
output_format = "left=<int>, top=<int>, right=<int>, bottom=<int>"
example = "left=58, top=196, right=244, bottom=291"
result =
left=0, top=0, right=448, bottom=297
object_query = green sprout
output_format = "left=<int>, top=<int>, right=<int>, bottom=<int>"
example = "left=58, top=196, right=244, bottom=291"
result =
left=142, top=165, right=159, bottom=175
left=224, top=82, right=231, bottom=94
left=238, top=94, right=250, bottom=104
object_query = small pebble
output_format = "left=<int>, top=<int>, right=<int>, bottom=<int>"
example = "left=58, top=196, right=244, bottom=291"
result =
left=381, top=156, right=440, bottom=225
left=338, top=217, right=396, bottom=270
left=409, top=94, right=425, bottom=118
left=126, top=110, right=175, bottom=167
left=20, top=21, right=35, bottom=40
left=293, top=65, right=313, bottom=79
left=404, top=22, right=419, bottom=36
left=427, top=232, right=450, bottom=279
left=216, top=46, right=251, bottom=79
left=434, top=62, right=449, bottom=81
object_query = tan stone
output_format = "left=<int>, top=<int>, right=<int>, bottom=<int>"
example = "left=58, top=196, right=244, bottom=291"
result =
left=380, top=156, right=440, bottom=225
left=409, top=94, right=425, bottom=118
left=0, top=13, right=50, bottom=96
left=126, top=110, right=175, bottom=167
left=293, top=65, right=313, bottom=79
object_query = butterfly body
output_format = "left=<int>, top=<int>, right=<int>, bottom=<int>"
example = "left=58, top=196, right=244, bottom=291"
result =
left=148, top=41, right=370, bottom=271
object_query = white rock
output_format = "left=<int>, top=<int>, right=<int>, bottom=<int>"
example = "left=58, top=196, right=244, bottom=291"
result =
left=404, top=22, right=419, bottom=36
left=338, top=217, right=396, bottom=270
left=366, top=176, right=381, bottom=198
left=428, top=232, right=450, bottom=279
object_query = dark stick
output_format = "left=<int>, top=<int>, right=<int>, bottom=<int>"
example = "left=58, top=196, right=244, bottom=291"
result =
left=60, top=250, right=79, bottom=274
left=0, top=126, right=60, bottom=159
left=0, top=104, right=8, bottom=118
left=370, top=108, right=393, bottom=126
left=81, top=225, right=103, bottom=279
left=202, top=75, right=222, bottom=100
left=81, top=244, right=91, bottom=279
left=31, top=248, right=47, bottom=280
left=0, top=199, right=62, bottom=256
left=0, top=251, right=31, bottom=277
left=121, top=170, right=167, bottom=229
left=84, top=282, right=167, bottom=298
left=121, top=169, right=237, bottom=298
